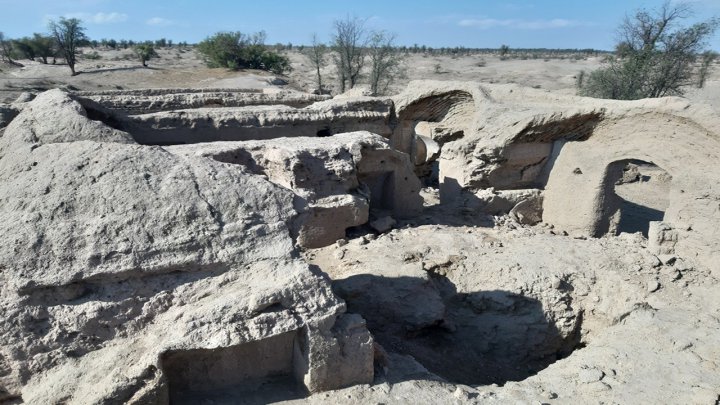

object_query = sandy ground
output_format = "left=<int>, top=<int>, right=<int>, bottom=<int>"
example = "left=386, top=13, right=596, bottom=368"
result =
left=2, top=46, right=719, bottom=404
left=0, top=47, right=275, bottom=103
left=2, top=47, right=718, bottom=110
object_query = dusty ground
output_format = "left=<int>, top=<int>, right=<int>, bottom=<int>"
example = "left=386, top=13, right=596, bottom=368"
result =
left=297, top=189, right=720, bottom=404
left=2, top=46, right=719, bottom=404
left=291, top=153, right=717, bottom=405
left=3, top=48, right=719, bottom=109
left=0, top=47, right=277, bottom=103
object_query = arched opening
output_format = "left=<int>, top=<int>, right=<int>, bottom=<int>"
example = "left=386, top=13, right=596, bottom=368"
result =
left=598, top=160, right=671, bottom=237
left=316, top=127, right=332, bottom=137
left=393, top=91, right=473, bottom=208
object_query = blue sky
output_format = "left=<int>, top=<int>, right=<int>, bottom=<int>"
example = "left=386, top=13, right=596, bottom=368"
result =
left=1, top=0, right=719, bottom=50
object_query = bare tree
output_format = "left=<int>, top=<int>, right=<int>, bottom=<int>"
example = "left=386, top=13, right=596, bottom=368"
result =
left=332, top=16, right=368, bottom=92
left=580, top=1, right=719, bottom=99
left=303, top=33, right=328, bottom=92
left=618, top=1, right=693, bottom=52
left=368, top=31, right=405, bottom=96
left=48, top=17, right=87, bottom=76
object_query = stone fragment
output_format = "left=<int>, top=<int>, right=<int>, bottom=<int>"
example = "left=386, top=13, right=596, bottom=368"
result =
left=267, top=77, right=289, bottom=86
left=648, top=222, right=679, bottom=255
left=370, top=216, right=397, bottom=233
left=578, top=368, right=605, bottom=384
left=510, top=197, right=544, bottom=225
left=658, top=255, right=677, bottom=266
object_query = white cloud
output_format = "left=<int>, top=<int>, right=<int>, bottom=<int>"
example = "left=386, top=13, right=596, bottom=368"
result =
left=146, top=17, right=174, bottom=26
left=458, top=17, right=591, bottom=30
left=65, top=12, right=128, bottom=24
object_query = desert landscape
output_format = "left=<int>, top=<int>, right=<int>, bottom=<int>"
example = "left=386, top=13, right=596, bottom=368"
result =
left=1, top=2, right=720, bottom=405
left=3, top=46, right=719, bottom=108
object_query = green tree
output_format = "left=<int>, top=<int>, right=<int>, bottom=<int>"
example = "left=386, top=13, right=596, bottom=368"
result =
left=499, top=44, right=510, bottom=58
left=30, top=34, right=56, bottom=64
left=580, top=1, right=719, bottom=99
left=196, top=31, right=290, bottom=74
left=13, top=37, right=36, bottom=61
left=13, top=34, right=60, bottom=64
left=134, top=43, right=159, bottom=67
left=0, top=32, right=18, bottom=65
left=48, top=17, right=87, bottom=75
left=697, top=51, right=718, bottom=88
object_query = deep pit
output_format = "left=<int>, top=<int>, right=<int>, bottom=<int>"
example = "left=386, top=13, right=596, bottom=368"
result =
left=333, top=270, right=586, bottom=386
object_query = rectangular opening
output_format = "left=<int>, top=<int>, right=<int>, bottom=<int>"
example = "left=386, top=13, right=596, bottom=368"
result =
left=359, top=171, right=395, bottom=211
left=161, top=330, right=306, bottom=404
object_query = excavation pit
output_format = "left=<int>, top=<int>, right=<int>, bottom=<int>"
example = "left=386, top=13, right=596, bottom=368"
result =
left=161, top=331, right=306, bottom=404
left=333, top=272, right=586, bottom=386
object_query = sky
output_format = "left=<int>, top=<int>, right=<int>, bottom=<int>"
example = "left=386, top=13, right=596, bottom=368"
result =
left=1, top=0, right=719, bottom=51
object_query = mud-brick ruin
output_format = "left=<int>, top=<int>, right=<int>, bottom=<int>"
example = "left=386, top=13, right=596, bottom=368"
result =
left=0, top=82, right=719, bottom=404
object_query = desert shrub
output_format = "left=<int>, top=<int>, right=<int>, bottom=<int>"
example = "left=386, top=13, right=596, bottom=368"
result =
left=83, top=51, right=101, bottom=60
left=134, top=44, right=159, bottom=67
left=576, top=70, right=586, bottom=89
left=579, top=1, right=719, bottom=99
left=29, top=34, right=56, bottom=64
left=697, top=51, right=718, bottom=88
left=0, top=32, right=18, bottom=64
left=196, top=31, right=290, bottom=74
left=499, top=44, right=510, bottom=59
left=12, top=38, right=36, bottom=61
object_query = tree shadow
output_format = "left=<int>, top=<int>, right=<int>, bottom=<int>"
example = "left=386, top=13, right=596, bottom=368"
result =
left=333, top=273, right=582, bottom=386
left=78, top=66, right=162, bottom=75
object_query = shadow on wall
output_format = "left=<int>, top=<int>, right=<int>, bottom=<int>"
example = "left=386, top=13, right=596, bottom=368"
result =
left=616, top=199, right=665, bottom=237
left=333, top=273, right=582, bottom=386
left=392, top=90, right=474, bottom=157
left=597, top=160, right=671, bottom=238
left=161, top=330, right=307, bottom=405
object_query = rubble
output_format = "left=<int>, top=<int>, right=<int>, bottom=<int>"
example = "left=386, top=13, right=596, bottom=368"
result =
left=1, top=80, right=719, bottom=404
